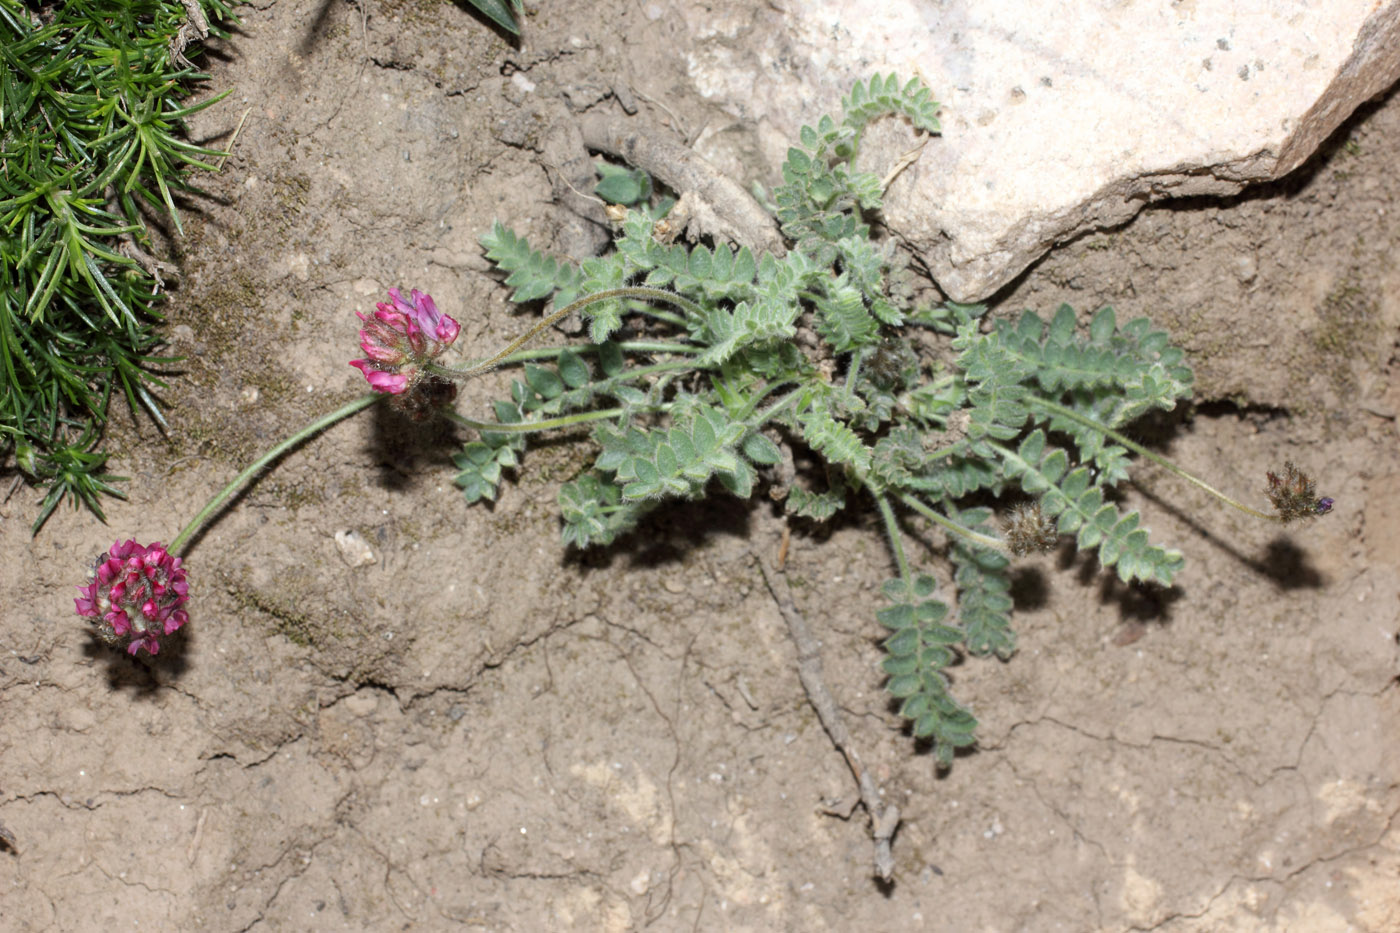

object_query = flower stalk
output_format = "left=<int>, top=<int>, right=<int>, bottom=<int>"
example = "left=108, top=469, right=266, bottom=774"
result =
left=79, top=284, right=702, bottom=655
left=1026, top=397, right=1331, bottom=523
left=424, top=286, right=704, bottom=381
left=899, top=493, right=1008, bottom=553
left=167, top=393, right=384, bottom=556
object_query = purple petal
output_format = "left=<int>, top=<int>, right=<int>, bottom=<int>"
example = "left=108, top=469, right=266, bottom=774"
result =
left=409, top=289, right=438, bottom=323
left=386, top=288, right=416, bottom=318
left=435, top=313, right=461, bottom=345
left=350, top=359, right=410, bottom=394
left=111, top=540, right=143, bottom=560
left=166, top=609, right=189, bottom=635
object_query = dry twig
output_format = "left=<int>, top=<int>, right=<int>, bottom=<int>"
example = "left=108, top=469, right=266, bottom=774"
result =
left=754, top=526, right=900, bottom=881
left=169, top=0, right=210, bottom=68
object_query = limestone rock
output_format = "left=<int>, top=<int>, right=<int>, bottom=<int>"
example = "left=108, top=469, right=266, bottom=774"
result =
left=334, top=529, right=376, bottom=569
left=681, top=0, right=1400, bottom=301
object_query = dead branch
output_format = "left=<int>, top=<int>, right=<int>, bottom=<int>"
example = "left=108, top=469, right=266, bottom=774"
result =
left=754, top=529, right=900, bottom=882
left=169, top=0, right=210, bottom=69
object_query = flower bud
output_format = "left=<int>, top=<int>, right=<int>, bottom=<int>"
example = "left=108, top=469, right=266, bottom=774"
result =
left=75, top=540, right=189, bottom=656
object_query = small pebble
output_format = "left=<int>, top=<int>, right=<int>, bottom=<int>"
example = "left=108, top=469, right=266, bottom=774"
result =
left=334, top=530, right=376, bottom=568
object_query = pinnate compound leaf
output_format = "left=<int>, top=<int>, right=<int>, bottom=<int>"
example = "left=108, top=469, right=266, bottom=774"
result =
left=813, top=276, right=880, bottom=352
left=798, top=398, right=873, bottom=476
left=453, top=438, right=517, bottom=503
left=559, top=473, right=646, bottom=548
left=878, top=572, right=976, bottom=767
left=964, top=302, right=1193, bottom=414
left=997, top=441, right=1183, bottom=586
left=785, top=483, right=847, bottom=521
left=481, top=222, right=583, bottom=306
left=594, top=405, right=748, bottom=503
left=946, top=506, right=1016, bottom=659
left=843, top=73, right=941, bottom=136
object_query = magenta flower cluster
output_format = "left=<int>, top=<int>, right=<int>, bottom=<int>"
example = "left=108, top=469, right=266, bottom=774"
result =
left=349, top=288, right=461, bottom=394
left=75, top=540, right=190, bottom=656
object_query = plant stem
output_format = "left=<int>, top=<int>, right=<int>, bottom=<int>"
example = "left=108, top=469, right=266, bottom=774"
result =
left=168, top=393, right=383, bottom=556
left=490, top=340, right=702, bottom=366
left=750, top=385, right=802, bottom=424
left=873, top=492, right=913, bottom=585
left=898, top=493, right=1008, bottom=553
left=441, top=406, right=626, bottom=435
left=627, top=304, right=688, bottom=328
left=430, top=287, right=704, bottom=381
left=605, top=358, right=706, bottom=384
left=1027, top=397, right=1278, bottom=522
left=845, top=348, right=866, bottom=394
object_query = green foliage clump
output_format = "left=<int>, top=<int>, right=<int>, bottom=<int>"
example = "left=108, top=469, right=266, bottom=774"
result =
left=0, top=0, right=232, bottom=531
left=465, top=75, right=1197, bottom=765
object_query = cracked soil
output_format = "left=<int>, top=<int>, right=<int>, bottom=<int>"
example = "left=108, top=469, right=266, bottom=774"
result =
left=3, top=1, right=1399, bottom=930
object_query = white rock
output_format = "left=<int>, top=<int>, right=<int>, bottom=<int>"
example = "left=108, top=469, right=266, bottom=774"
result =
left=334, top=529, right=376, bottom=568
left=682, top=0, right=1400, bottom=301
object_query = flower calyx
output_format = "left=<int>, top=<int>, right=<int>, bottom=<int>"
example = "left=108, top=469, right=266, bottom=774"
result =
left=1004, top=501, right=1059, bottom=556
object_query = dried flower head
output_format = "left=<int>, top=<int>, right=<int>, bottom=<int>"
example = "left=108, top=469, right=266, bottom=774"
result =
left=349, top=288, right=461, bottom=396
left=864, top=338, right=918, bottom=390
left=1005, top=501, right=1059, bottom=556
left=75, top=540, right=189, bottom=656
left=1265, top=461, right=1333, bottom=523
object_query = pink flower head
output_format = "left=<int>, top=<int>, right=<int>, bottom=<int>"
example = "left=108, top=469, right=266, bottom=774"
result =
left=349, top=288, right=460, bottom=395
left=75, top=540, right=189, bottom=656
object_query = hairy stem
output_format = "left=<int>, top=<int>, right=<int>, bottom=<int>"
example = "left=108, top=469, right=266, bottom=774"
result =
left=873, top=491, right=913, bottom=585
left=1027, top=397, right=1278, bottom=522
left=429, top=287, right=704, bottom=381
left=490, top=339, right=701, bottom=366
left=602, top=357, right=707, bottom=385
left=441, top=406, right=626, bottom=435
left=898, top=493, right=1008, bottom=553
left=169, top=393, right=383, bottom=556
left=748, top=385, right=802, bottom=424
left=845, top=348, right=866, bottom=394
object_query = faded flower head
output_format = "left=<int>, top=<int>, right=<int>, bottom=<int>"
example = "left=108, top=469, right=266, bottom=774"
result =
left=1005, top=501, right=1059, bottom=556
left=75, top=540, right=189, bottom=656
left=1265, top=461, right=1333, bottom=523
left=349, top=288, right=461, bottom=396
